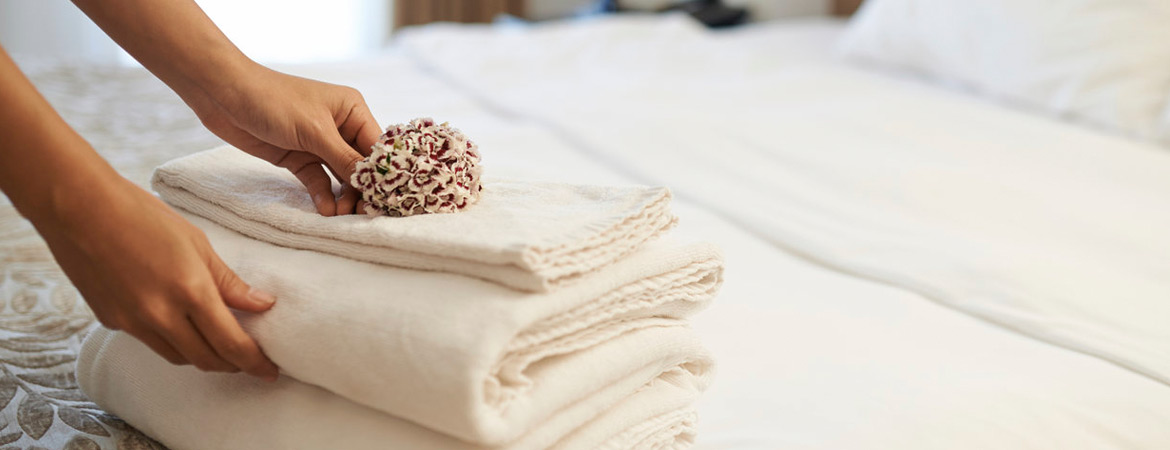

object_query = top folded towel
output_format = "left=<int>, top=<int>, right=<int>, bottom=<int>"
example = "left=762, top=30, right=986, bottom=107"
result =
left=151, top=146, right=677, bottom=292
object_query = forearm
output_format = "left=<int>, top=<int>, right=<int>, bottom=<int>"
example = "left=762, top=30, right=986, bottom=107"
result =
left=71, top=0, right=261, bottom=105
left=0, top=47, right=120, bottom=224
left=74, top=0, right=378, bottom=217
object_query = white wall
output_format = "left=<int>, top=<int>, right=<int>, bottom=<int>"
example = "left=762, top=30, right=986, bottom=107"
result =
left=0, top=0, right=122, bottom=64
left=0, top=0, right=393, bottom=66
left=195, top=0, right=391, bottom=64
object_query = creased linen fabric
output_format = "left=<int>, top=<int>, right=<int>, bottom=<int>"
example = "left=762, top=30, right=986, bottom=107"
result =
left=397, top=18, right=1170, bottom=388
left=78, top=326, right=707, bottom=450
left=151, top=146, right=678, bottom=292
left=92, top=212, right=720, bottom=445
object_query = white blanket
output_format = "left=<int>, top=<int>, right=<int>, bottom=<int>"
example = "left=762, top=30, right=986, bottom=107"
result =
left=78, top=326, right=706, bottom=450
left=398, top=17, right=1170, bottom=386
left=82, top=213, right=720, bottom=445
left=152, top=147, right=677, bottom=292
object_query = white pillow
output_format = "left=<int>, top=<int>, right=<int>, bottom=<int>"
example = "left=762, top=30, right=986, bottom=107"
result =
left=837, top=0, right=1170, bottom=142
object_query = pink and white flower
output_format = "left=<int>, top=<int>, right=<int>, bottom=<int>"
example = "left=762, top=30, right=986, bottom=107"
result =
left=350, top=118, right=484, bottom=217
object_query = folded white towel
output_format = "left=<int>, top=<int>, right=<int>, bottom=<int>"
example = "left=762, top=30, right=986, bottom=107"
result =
left=133, top=213, right=719, bottom=445
left=151, top=146, right=677, bottom=292
left=78, top=326, right=706, bottom=450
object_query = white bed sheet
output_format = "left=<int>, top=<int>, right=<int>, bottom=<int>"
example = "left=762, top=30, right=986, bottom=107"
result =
left=276, top=24, right=1170, bottom=447
left=397, top=13, right=1170, bottom=387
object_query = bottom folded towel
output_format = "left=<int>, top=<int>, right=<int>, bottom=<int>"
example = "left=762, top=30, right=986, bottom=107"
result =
left=78, top=326, right=710, bottom=450
left=168, top=213, right=721, bottom=445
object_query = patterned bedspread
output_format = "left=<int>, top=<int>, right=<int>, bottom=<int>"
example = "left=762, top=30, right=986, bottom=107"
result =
left=0, top=61, right=224, bottom=450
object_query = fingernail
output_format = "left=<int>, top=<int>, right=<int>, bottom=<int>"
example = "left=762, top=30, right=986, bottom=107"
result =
left=248, top=287, right=277, bottom=306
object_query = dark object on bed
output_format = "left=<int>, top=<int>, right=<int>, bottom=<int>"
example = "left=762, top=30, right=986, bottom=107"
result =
left=660, top=0, right=749, bottom=28
left=605, top=0, right=749, bottom=28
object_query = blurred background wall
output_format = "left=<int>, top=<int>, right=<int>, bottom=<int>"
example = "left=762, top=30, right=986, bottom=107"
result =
left=0, top=0, right=121, bottom=64
left=0, top=0, right=390, bottom=65
left=0, top=0, right=837, bottom=65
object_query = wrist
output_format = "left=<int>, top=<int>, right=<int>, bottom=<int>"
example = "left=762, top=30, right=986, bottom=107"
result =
left=168, top=52, right=265, bottom=108
left=191, top=53, right=264, bottom=101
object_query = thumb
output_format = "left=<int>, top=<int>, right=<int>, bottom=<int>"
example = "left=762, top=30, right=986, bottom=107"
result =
left=209, top=252, right=276, bottom=313
left=313, top=132, right=365, bottom=188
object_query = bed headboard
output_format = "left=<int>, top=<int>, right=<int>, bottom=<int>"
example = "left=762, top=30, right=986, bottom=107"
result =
left=832, top=0, right=864, bottom=16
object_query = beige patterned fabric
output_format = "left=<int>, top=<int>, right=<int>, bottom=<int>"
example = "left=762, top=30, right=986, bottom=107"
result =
left=0, top=60, right=223, bottom=449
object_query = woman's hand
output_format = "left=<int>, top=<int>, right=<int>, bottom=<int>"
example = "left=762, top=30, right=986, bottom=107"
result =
left=74, top=0, right=383, bottom=216
left=3, top=0, right=383, bottom=376
left=36, top=174, right=281, bottom=380
left=1, top=46, right=278, bottom=379
left=182, top=66, right=382, bottom=216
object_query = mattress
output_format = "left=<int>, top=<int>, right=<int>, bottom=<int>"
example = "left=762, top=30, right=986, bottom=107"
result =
left=2, top=16, right=1168, bottom=449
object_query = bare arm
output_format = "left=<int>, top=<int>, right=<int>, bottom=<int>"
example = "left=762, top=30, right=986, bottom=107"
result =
left=0, top=46, right=279, bottom=380
left=0, top=1, right=382, bottom=379
left=74, top=0, right=383, bottom=216
left=0, top=47, right=114, bottom=221
left=71, top=0, right=254, bottom=108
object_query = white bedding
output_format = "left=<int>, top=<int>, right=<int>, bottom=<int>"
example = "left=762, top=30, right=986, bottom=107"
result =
left=838, top=0, right=1170, bottom=141
left=353, top=16, right=1169, bottom=448
left=59, top=16, right=1170, bottom=449
left=400, top=14, right=1170, bottom=373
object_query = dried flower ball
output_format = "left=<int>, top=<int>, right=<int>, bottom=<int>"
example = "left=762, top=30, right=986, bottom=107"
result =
left=351, top=118, right=484, bottom=217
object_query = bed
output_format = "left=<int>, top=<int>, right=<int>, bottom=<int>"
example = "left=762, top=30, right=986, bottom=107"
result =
left=3, top=6, right=1169, bottom=450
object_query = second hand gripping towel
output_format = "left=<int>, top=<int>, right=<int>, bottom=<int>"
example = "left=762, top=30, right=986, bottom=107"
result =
left=175, top=213, right=722, bottom=445
left=151, top=146, right=678, bottom=292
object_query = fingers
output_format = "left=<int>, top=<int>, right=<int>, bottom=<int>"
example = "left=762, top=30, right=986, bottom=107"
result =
left=208, top=251, right=276, bottom=313
left=281, top=152, right=338, bottom=217
left=315, top=133, right=366, bottom=190
left=132, top=256, right=279, bottom=380
left=311, top=88, right=378, bottom=183
left=297, top=164, right=338, bottom=216
left=128, top=293, right=278, bottom=380
left=127, top=328, right=188, bottom=366
left=96, top=297, right=225, bottom=372
left=232, top=143, right=342, bottom=217
left=168, top=271, right=279, bottom=380
left=189, top=299, right=280, bottom=381
left=337, top=98, right=381, bottom=157
left=206, top=84, right=379, bottom=216
left=337, top=184, right=362, bottom=215
left=204, top=251, right=280, bottom=380
left=158, top=315, right=238, bottom=374
left=237, top=139, right=296, bottom=166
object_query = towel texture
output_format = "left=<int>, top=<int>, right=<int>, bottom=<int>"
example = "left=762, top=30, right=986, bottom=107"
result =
left=78, top=327, right=706, bottom=450
left=151, top=146, right=678, bottom=292
left=113, top=213, right=720, bottom=445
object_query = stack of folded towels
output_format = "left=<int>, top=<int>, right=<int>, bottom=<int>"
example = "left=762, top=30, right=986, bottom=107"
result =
left=77, top=146, right=724, bottom=449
